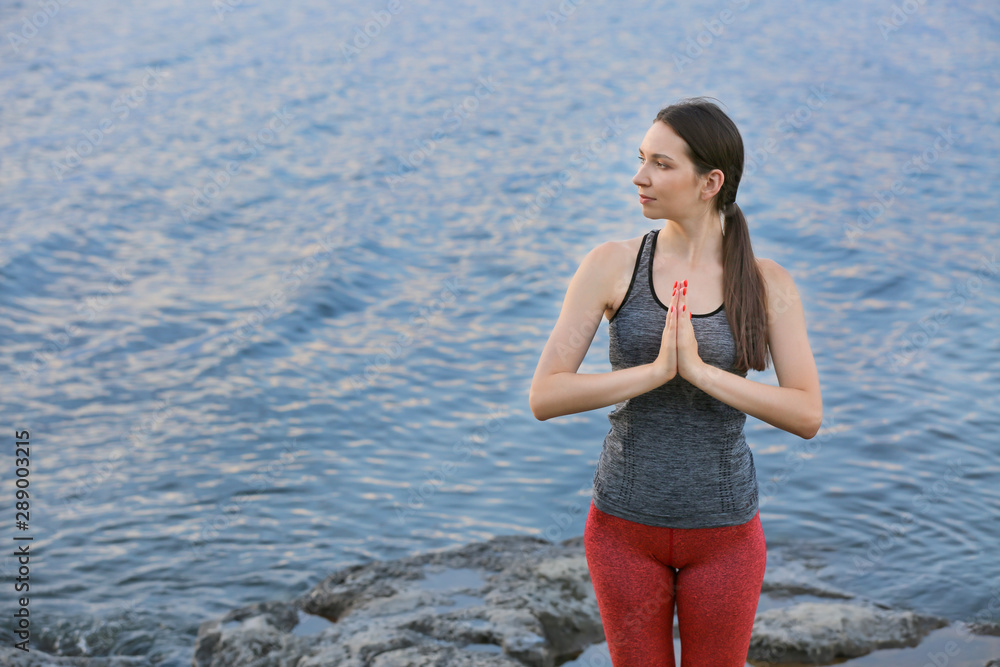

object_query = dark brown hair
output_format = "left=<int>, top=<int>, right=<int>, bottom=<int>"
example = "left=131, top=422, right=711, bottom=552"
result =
left=654, top=97, right=770, bottom=372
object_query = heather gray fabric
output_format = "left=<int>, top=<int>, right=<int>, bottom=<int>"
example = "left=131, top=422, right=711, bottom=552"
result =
left=591, top=228, right=759, bottom=528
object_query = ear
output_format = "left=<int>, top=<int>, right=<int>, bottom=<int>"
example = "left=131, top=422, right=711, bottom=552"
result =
left=701, top=168, right=725, bottom=202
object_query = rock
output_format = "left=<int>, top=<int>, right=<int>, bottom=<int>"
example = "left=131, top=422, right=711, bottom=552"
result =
left=0, top=650, right=146, bottom=666
left=194, top=534, right=963, bottom=667
left=197, top=533, right=962, bottom=667
left=969, top=620, right=1000, bottom=636
left=193, top=534, right=604, bottom=667
left=748, top=601, right=950, bottom=663
left=1, top=533, right=972, bottom=667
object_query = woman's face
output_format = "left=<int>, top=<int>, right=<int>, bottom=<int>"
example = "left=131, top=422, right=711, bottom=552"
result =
left=632, top=121, right=718, bottom=221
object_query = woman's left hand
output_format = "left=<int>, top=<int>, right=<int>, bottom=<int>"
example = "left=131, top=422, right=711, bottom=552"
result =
left=675, top=280, right=706, bottom=382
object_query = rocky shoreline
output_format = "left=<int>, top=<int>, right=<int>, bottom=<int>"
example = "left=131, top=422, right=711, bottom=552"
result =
left=2, top=534, right=998, bottom=666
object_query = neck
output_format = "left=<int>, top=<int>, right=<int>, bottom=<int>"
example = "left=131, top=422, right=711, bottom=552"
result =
left=657, top=211, right=724, bottom=267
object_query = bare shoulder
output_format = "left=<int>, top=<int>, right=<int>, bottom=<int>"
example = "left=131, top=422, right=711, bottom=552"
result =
left=599, top=232, right=646, bottom=268
left=755, top=257, right=805, bottom=317
left=755, top=256, right=780, bottom=276
left=756, top=257, right=796, bottom=292
left=599, top=232, right=648, bottom=316
left=577, top=233, right=644, bottom=283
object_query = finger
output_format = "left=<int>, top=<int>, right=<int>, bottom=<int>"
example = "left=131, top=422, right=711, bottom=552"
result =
left=680, top=279, right=690, bottom=320
left=672, top=281, right=682, bottom=334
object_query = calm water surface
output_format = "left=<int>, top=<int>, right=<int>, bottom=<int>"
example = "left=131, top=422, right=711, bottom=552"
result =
left=1, top=0, right=998, bottom=663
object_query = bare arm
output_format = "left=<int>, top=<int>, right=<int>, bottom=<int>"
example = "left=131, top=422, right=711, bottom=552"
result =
left=528, top=242, right=668, bottom=421
left=687, top=259, right=823, bottom=439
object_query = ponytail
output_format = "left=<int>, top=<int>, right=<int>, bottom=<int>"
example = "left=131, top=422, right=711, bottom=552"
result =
left=722, top=202, right=771, bottom=373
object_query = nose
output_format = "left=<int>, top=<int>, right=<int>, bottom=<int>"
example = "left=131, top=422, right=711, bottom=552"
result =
left=632, top=166, right=649, bottom=188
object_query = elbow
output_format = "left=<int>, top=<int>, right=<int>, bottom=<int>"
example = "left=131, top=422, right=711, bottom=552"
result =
left=529, top=374, right=569, bottom=422
left=528, top=389, right=550, bottom=422
left=799, top=404, right=823, bottom=439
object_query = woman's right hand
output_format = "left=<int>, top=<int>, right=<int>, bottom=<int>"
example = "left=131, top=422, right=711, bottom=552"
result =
left=654, top=279, right=680, bottom=384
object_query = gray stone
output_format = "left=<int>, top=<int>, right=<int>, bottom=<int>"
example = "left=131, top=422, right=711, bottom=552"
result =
left=969, top=620, right=1000, bottom=637
left=193, top=534, right=603, bottom=667
left=0, top=650, right=147, bottom=666
left=748, top=600, right=949, bottom=663
left=2, top=533, right=974, bottom=667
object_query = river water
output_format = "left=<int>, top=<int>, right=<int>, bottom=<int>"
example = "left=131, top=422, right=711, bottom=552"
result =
left=1, top=0, right=998, bottom=663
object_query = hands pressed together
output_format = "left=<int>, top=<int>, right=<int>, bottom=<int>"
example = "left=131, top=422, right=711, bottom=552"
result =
left=654, top=279, right=706, bottom=384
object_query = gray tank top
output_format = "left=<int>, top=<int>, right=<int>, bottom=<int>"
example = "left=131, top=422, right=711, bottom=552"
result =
left=591, top=228, right=759, bottom=528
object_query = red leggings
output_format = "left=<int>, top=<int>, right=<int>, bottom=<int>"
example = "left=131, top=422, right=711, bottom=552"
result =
left=583, top=501, right=766, bottom=666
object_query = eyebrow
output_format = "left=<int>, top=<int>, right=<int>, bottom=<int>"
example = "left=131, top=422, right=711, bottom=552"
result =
left=638, top=148, right=674, bottom=161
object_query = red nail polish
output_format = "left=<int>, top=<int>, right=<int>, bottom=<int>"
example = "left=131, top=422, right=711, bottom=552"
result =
left=673, top=280, right=678, bottom=288
left=683, top=279, right=688, bottom=287
left=682, top=304, right=685, bottom=312
left=682, top=287, right=686, bottom=295
left=672, top=288, right=676, bottom=296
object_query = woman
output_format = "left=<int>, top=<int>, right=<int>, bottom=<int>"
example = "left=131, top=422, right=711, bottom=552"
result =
left=528, top=97, right=822, bottom=666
